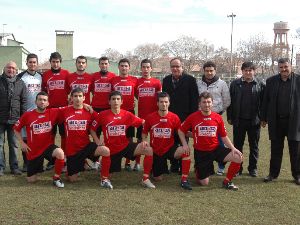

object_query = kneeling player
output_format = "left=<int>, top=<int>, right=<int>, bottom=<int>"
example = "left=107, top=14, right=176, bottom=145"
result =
left=60, top=87, right=111, bottom=184
left=91, top=91, right=154, bottom=189
left=142, top=92, right=192, bottom=190
left=14, top=92, right=65, bottom=187
left=178, top=92, right=243, bottom=190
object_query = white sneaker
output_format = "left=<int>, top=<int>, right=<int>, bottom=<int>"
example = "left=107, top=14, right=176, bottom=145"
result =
left=142, top=179, right=156, bottom=189
left=91, top=161, right=101, bottom=171
left=101, top=179, right=113, bottom=189
left=53, top=179, right=64, bottom=188
left=133, top=164, right=141, bottom=172
left=216, top=168, right=225, bottom=176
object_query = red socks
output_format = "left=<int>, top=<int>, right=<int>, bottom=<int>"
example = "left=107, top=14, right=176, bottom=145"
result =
left=224, top=162, right=241, bottom=184
left=54, top=158, right=65, bottom=179
left=101, top=156, right=111, bottom=180
left=181, top=153, right=191, bottom=181
left=142, top=155, right=153, bottom=181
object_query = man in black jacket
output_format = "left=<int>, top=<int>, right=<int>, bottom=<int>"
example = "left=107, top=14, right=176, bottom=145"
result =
left=0, top=61, right=27, bottom=176
left=227, top=62, right=265, bottom=177
left=162, top=58, right=199, bottom=172
left=261, top=58, right=300, bottom=185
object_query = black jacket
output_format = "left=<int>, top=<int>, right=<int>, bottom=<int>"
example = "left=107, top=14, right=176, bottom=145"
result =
left=162, top=72, right=199, bottom=121
left=0, top=74, right=27, bottom=124
left=261, top=73, right=300, bottom=141
left=227, top=78, right=265, bottom=126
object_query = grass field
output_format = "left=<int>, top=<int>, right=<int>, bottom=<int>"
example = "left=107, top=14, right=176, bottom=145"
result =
left=0, top=120, right=300, bottom=225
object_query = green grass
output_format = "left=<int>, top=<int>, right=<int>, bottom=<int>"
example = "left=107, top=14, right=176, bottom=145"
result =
left=1, top=121, right=300, bottom=225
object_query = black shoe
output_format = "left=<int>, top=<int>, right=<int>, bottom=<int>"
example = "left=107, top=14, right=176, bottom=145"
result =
left=11, top=169, right=22, bottom=175
left=46, top=162, right=55, bottom=171
left=22, top=165, right=27, bottom=172
left=181, top=180, right=192, bottom=190
left=295, top=177, right=300, bottom=185
left=263, top=175, right=275, bottom=182
left=222, top=181, right=239, bottom=191
left=249, top=170, right=258, bottom=177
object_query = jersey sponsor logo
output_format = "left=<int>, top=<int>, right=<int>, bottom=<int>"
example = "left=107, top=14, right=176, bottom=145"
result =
left=71, top=84, right=89, bottom=93
left=203, top=117, right=212, bottom=121
left=95, top=83, right=111, bottom=92
left=38, top=115, right=45, bottom=118
left=198, top=126, right=217, bottom=137
left=108, top=125, right=126, bottom=136
left=48, top=80, right=65, bottom=90
left=115, top=86, right=132, bottom=95
left=27, top=84, right=41, bottom=93
left=153, top=128, right=171, bottom=138
left=160, top=119, right=167, bottom=122
left=33, top=121, right=52, bottom=134
left=68, top=120, right=87, bottom=130
left=138, top=87, right=155, bottom=97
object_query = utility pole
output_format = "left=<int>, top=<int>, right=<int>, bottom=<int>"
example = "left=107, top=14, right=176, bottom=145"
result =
left=227, top=13, right=236, bottom=79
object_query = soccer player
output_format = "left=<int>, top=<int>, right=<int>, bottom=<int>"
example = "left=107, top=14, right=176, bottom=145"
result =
left=126, top=59, right=161, bottom=171
left=142, top=92, right=192, bottom=190
left=14, top=92, right=65, bottom=187
left=90, top=91, right=154, bottom=189
left=18, top=53, right=43, bottom=172
left=42, top=52, right=70, bottom=160
left=178, top=91, right=243, bottom=190
left=111, top=58, right=138, bottom=171
left=60, top=87, right=110, bottom=184
left=66, top=56, right=93, bottom=104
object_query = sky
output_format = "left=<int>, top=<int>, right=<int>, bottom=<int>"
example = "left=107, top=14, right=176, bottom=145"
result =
left=1, top=0, right=300, bottom=62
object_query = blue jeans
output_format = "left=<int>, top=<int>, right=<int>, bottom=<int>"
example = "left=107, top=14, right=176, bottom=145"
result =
left=0, top=123, right=19, bottom=171
left=218, top=135, right=226, bottom=170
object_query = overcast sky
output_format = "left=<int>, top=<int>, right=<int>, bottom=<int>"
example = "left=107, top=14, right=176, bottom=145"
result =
left=1, top=0, right=300, bottom=62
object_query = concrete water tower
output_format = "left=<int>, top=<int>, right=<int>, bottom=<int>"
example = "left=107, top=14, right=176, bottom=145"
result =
left=55, top=30, right=74, bottom=60
left=273, top=21, right=290, bottom=58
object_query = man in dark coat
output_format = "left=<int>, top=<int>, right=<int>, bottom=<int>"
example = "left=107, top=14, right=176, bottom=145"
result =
left=0, top=61, right=27, bottom=176
left=261, top=58, right=300, bottom=185
left=162, top=57, right=199, bottom=172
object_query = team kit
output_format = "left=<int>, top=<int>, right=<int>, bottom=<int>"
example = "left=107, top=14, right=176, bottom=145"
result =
left=12, top=53, right=246, bottom=191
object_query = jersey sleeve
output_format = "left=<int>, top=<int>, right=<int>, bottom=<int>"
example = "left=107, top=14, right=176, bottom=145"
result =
left=179, top=115, right=192, bottom=133
left=130, top=112, right=144, bottom=127
left=142, top=116, right=151, bottom=134
left=217, top=117, right=227, bottom=137
left=173, top=115, right=181, bottom=130
left=13, top=113, right=27, bottom=132
left=91, top=112, right=102, bottom=131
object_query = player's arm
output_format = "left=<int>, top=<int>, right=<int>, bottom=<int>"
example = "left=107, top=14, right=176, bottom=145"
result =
left=90, top=129, right=103, bottom=146
left=221, top=136, right=242, bottom=158
left=14, top=130, right=31, bottom=153
left=83, top=103, right=94, bottom=114
left=178, top=128, right=190, bottom=155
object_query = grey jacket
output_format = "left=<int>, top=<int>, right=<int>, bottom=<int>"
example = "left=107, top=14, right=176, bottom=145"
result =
left=0, top=74, right=27, bottom=124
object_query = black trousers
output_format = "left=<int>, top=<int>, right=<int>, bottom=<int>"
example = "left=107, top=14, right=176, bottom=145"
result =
left=269, top=118, right=300, bottom=179
left=233, top=119, right=260, bottom=172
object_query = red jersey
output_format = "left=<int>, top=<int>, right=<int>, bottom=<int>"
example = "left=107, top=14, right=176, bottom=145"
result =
left=136, top=77, right=162, bottom=119
left=66, top=72, right=93, bottom=104
left=180, top=111, right=227, bottom=151
left=111, top=75, right=137, bottom=111
left=91, top=109, right=143, bottom=155
left=42, top=69, right=70, bottom=107
left=13, top=109, right=59, bottom=160
left=143, top=111, right=181, bottom=156
left=60, top=106, right=96, bottom=156
left=91, top=71, right=116, bottom=109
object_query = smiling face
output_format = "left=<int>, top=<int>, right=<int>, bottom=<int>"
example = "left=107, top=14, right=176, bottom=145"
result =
left=170, top=59, right=183, bottom=79
left=26, top=57, right=38, bottom=72
left=199, top=97, right=213, bottom=115
left=4, top=62, right=17, bottom=78
left=278, top=62, right=291, bottom=80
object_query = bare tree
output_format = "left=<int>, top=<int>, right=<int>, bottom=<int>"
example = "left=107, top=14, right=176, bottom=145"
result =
left=133, top=43, right=162, bottom=60
left=102, top=48, right=123, bottom=62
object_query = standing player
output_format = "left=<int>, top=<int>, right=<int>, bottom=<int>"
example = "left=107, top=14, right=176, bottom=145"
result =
left=90, top=91, right=154, bottom=189
left=142, top=92, right=192, bottom=190
left=111, top=58, right=138, bottom=171
left=127, top=59, right=162, bottom=171
left=18, top=53, right=43, bottom=172
left=42, top=52, right=70, bottom=158
left=14, top=92, right=65, bottom=187
left=67, top=56, right=93, bottom=104
left=60, top=87, right=111, bottom=184
left=178, top=92, right=243, bottom=190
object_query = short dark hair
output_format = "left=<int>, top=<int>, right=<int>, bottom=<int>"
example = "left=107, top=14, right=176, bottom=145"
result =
left=278, top=58, right=290, bottom=64
left=241, top=61, right=256, bottom=70
left=141, top=58, right=152, bottom=67
left=99, top=56, right=109, bottom=64
left=198, top=91, right=213, bottom=103
left=70, top=87, right=84, bottom=96
left=157, top=92, right=170, bottom=102
left=35, top=91, right=48, bottom=101
left=109, top=91, right=123, bottom=100
left=118, top=58, right=130, bottom=66
left=49, top=52, right=62, bottom=62
left=170, top=57, right=183, bottom=65
left=76, top=55, right=87, bottom=63
left=203, top=61, right=216, bottom=70
left=26, top=53, right=38, bottom=63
